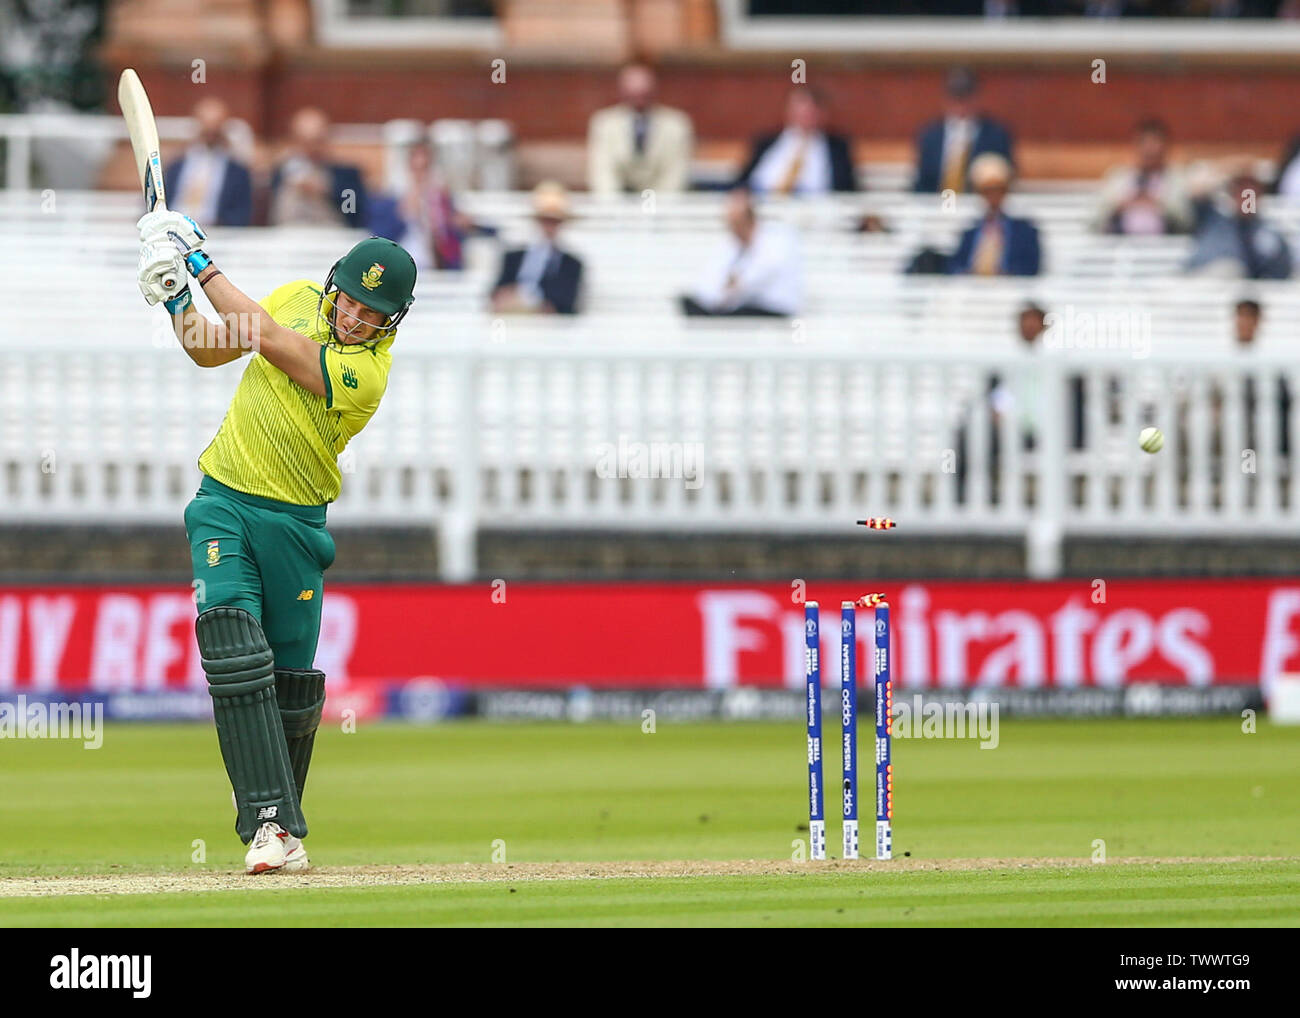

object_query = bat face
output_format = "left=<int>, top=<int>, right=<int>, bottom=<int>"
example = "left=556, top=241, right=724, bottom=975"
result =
left=118, top=68, right=168, bottom=213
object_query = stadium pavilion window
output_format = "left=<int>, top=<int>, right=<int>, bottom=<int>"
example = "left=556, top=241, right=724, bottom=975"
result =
left=344, top=0, right=494, bottom=16
left=745, top=1, right=989, bottom=12
left=743, top=1, right=1276, bottom=14
left=317, top=0, right=500, bottom=47
left=747, top=0, right=874, bottom=11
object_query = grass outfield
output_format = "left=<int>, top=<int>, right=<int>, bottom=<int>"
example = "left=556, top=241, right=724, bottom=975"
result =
left=5, top=863, right=1300, bottom=927
left=1, top=717, right=1298, bottom=926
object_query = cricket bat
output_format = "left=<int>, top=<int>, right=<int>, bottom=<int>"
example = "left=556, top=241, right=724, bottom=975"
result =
left=118, top=68, right=181, bottom=294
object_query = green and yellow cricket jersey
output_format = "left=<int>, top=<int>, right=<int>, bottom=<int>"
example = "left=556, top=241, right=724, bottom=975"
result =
left=197, top=279, right=393, bottom=505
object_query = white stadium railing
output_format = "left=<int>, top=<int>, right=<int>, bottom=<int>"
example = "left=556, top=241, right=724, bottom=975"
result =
left=4, top=191, right=1299, bottom=579
left=3, top=336, right=1297, bottom=580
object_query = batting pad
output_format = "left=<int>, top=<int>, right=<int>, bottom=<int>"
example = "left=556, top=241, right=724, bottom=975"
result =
left=196, top=607, right=307, bottom=841
left=275, top=668, right=326, bottom=805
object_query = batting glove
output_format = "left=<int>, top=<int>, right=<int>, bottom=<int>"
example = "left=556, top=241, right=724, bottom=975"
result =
left=137, top=210, right=211, bottom=276
left=137, top=240, right=188, bottom=307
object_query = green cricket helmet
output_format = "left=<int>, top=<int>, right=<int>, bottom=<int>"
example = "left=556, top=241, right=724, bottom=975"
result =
left=320, top=237, right=416, bottom=345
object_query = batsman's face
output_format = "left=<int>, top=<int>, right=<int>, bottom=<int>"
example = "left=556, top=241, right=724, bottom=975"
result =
left=333, top=292, right=387, bottom=344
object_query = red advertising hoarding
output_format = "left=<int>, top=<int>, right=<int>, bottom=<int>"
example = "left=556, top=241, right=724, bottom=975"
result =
left=0, top=579, right=1296, bottom=692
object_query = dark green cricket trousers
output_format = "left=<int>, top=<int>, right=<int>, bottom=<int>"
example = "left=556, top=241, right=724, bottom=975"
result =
left=183, top=475, right=335, bottom=670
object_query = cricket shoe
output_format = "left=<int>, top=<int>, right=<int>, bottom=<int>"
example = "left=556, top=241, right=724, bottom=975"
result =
left=245, top=821, right=309, bottom=875
left=236, top=794, right=310, bottom=873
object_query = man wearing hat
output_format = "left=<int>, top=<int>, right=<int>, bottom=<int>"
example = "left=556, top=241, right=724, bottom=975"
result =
left=949, top=153, right=1041, bottom=277
left=914, top=67, right=1015, bottom=195
left=490, top=181, right=586, bottom=315
left=134, top=208, right=416, bottom=874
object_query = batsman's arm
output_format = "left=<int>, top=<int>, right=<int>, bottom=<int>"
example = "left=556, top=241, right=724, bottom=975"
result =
left=194, top=264, right=327, bottom=398
left=137, top=240, right=243, bottom=369
left=166, top=300, right=246, bottom=369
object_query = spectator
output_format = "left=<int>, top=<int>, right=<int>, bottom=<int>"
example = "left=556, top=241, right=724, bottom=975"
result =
left=995, top=303, right=1087, bottom=447
left=369, top=141, right=475, bottom=271
left=1272, top=130, right=1300, bottom=199
left=948, top=153, right=1042, bottom=276
left=990, top=303, right=1048, bottom=449
left=490, top=182, right=584, bottom=315
left=956, top=301, right=1090, bottom=506
left=1230, top=298, right=1291, bottom=457
left=269, top=108, right=367, bottom=227
left=735, top=87, right=855, bottom=196
left=1235, top=297, right=1263, bottom=345
left=679, top=189, right=803, bottom=317
left=588, top=63, right=693, bottom=196
left=1095, top=118, right=1193, bottom=234
left=163, top=98, right=252, bottom=227
left=958, top=303, right=1042, bottom=506
left=913, top=67, right=1014, bottom=194
left=1205, top=298, right=1292, bottom=497
left=1187, top=169, right=1292, bottom=279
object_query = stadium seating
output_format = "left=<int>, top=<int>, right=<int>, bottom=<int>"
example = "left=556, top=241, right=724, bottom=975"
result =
left=5, top=188, right=1300, bottom=579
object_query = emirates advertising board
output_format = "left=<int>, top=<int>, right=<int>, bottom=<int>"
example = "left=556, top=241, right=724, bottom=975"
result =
left=0, top=580, right=1291, bottom=719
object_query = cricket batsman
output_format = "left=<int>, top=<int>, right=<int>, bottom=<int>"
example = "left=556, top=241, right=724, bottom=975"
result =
left=135, top=211, right=416, bottom=873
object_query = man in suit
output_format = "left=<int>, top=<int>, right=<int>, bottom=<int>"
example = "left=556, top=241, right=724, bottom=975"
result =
left=588, top=63, right=693, bottom=196
left=736, top=87, right=856, bottom=196
left=914, top=67, right=1014, bottom=194
left=490, top=182, right=584, bottom=315
left=949, top=153, right=1041, bottom=277
left=164, top=98, right=252, bottom=227
left=269, top=108, right=368, bottom=228
left=1187, top=169, right=1292, bottom=280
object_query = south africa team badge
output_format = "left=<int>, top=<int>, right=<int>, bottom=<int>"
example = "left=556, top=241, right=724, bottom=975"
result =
left=206, top=540, right=220, bottom=566
left=360, top=263, right=385, bottom=290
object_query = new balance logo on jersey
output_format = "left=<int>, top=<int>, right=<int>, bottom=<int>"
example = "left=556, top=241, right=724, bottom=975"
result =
left=341, top=365, right=358, bottom=389
left=256, top=806, right=279, bottom=821
left=297, top=589, right=314, bottom=601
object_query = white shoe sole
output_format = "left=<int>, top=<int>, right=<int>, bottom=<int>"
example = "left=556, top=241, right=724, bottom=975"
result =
left=245, top=842, right=308, bottom=875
